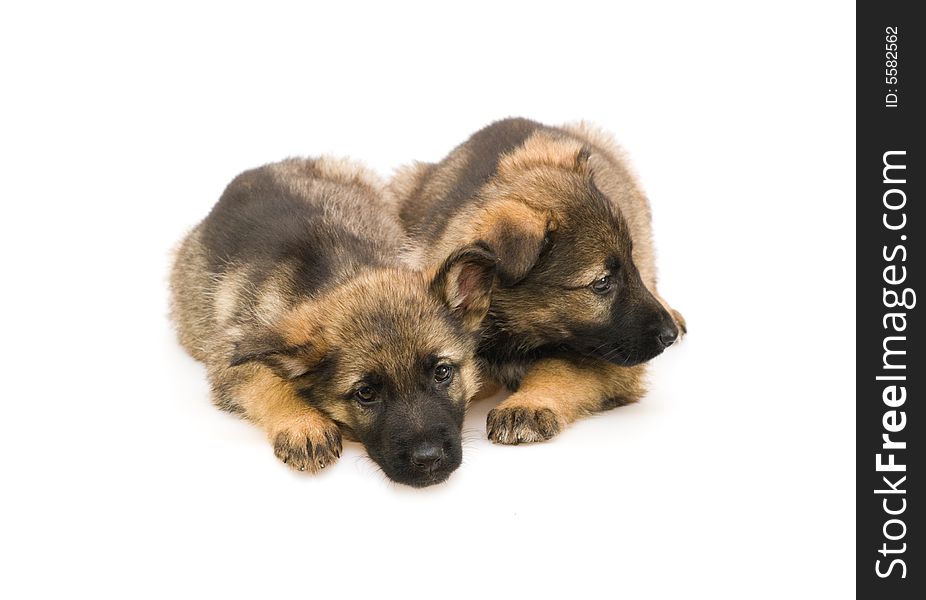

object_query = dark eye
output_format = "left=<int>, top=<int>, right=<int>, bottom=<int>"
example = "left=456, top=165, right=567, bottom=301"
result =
left=591, top=275, right=612, bottom=294
left=434, top=364, right=453, bottom=383
left=354, top=386, right=377, bottom=404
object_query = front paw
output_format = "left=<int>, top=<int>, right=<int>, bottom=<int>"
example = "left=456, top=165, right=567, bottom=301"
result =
left=486, top=406, right=562, bottom=445
left=272, top=422, right=342, bottom=473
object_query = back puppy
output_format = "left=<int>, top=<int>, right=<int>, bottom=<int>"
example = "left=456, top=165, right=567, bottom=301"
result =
left=389, top=118, right=685, bottom=444
left=170, top=157, right=495, bottom=487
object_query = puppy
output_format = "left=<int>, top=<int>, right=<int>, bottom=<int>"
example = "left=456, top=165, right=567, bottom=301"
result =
left=170, top=157, right=495, bottom=486
left=388, top=118, right=685, bottom=444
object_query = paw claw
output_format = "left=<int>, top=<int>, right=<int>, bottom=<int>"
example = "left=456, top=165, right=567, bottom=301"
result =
left=273, top=423, right=342, bottom=474
left=487, top=406, right=561, bottom=445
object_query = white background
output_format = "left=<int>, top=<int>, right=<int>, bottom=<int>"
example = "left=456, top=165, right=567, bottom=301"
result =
left=1, top=2, right=855, bottom=598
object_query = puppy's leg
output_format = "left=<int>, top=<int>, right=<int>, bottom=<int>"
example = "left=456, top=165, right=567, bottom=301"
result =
left=486, top=359, right=645, bottom=444
left=220, top=367, right=342, bottom=472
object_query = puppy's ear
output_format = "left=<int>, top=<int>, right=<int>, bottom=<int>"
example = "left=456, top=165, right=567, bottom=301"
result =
left=476, top=200, right=555, bottom=286
left=431, top=244, right=497, bottom=331
left=230, top=333, right=324, bottom=379
left=229, top=306, right=328, bottom=379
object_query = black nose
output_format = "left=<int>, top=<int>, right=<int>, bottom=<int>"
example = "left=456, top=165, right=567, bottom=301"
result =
left=656, top=319, right=679, bottom=348
left=410, top=443, right=444, bottom=472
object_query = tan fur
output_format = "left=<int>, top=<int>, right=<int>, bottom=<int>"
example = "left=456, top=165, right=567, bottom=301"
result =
left=171, top=157, right=494, bottom=480
left=237, top=368, right=342, bottom=472
left=487, top=359, right=646, bottom=444
left=169, top=225, right=343, bottom=459
left=414, top=198, right=552, bottom=284
left=169, top=229, right=217, bottom=362
left=495, top=126, right=681, bottom=436
left=270, top=155, right=386, bottom=199
left=495, top=133, right=585, bottom=175
left=560, top=122, right=658, bottom=287
left=388, top=120, right=685, bottom=444
left=273, top=268, right=484, bottom=403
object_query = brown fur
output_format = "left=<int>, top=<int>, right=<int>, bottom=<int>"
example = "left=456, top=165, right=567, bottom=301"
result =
left=170, top=157, right=496, bottom=485
left=388, top=119, right=685, bottom=444
left=486, top=360, right=646, bottom=444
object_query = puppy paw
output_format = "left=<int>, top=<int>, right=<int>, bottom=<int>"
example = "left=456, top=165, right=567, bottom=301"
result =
left=272, top=421, right=342, bottom=473
left=486, top=405, right=562, bottom=445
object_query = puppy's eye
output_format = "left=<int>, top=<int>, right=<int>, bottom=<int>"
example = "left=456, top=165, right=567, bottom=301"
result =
left=355, top=386, right=377, bottom=404
left=591, top=275, right=612, bottom=294
left=434, top=364, right=454, bottom=383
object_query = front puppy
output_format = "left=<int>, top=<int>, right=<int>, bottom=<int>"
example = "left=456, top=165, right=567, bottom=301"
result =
left=170, top=158, right=494, bottom=486
left=388, top=119, right=685, bottom=444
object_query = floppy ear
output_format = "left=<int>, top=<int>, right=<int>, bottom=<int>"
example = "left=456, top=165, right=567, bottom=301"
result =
left=430, top=244, right=498, bottom=331
left=229, top=331, right=325, bottom=380
left=476, top=200, right=555, bottom=286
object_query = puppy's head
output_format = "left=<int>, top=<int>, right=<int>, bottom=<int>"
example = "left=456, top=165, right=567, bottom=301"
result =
left=476, top=140, right=677, bottom=365
left=231, top=247, right=495, bottom=487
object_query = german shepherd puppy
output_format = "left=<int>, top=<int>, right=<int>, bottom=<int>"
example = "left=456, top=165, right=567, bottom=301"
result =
left=388, top=118, right=686, bottom=444
left=170, top=157, right=496, bottom=486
